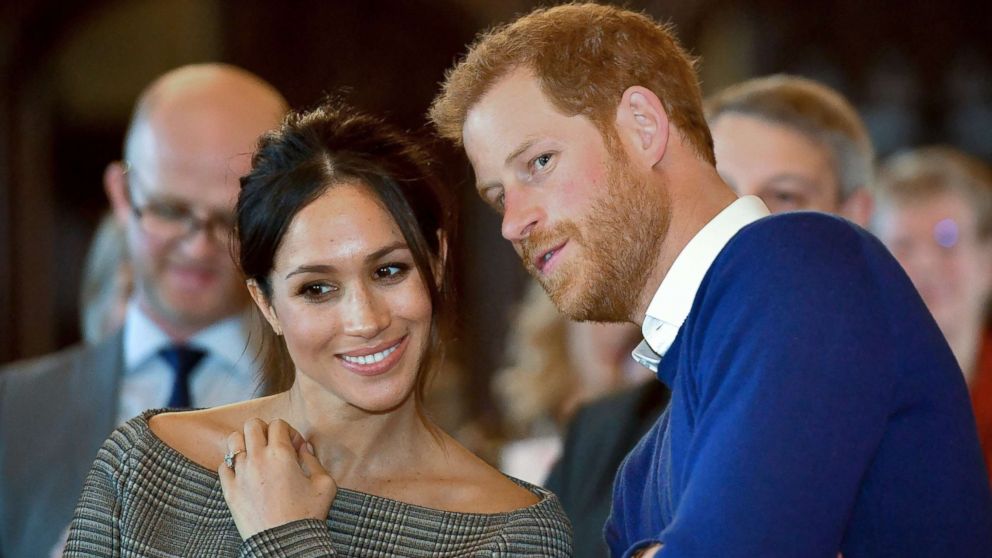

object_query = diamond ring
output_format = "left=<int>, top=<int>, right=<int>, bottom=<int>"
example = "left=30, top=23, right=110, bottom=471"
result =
left=224, top=449, right=245, bottom=469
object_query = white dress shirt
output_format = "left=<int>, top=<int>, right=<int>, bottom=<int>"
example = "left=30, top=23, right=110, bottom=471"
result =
left=632, top=196, right=770, bottom=372
left=117, top=301, right=261, bottom=424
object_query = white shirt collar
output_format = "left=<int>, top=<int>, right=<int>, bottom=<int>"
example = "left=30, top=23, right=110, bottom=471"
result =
left=632, top=196, right=770, bottom=371
left=122, top=300, right=253, bottom=375
left=123, top=301, right=171, bottom=371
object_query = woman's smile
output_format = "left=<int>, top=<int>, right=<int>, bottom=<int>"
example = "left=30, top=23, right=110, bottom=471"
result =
left=336, top=335, right=410, bottom=377
left=254, top=182, right=434, bottom=412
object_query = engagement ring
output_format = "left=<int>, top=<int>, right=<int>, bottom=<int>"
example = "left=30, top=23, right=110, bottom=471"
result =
left=224, top=449, right=245, bottom=469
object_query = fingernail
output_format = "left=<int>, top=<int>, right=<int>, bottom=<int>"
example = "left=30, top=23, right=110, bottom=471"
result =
left=307, top=442, right=315, bottom=455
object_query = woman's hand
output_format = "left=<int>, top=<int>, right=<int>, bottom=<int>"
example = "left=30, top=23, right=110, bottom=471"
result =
left=219, top=418, right=337, bottom=540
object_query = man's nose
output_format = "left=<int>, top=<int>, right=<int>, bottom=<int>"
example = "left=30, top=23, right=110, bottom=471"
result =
left=178, top=225, right=217, bottom=258
left=500, top=187, right=543, bottom=242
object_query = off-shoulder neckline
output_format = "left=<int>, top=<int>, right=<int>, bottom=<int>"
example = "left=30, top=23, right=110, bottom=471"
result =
left=131, top=408, right=555, bottom=518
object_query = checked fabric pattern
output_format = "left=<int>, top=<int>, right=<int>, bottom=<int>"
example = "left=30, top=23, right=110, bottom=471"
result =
left=64, top=409, right=573, bottom=557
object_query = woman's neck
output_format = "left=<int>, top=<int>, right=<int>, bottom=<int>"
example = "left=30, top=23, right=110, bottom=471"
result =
left=272, top=381, right=435, bottom=487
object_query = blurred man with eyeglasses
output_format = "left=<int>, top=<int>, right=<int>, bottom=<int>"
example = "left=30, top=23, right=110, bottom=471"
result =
left=0, top=63, right=288, bottom=558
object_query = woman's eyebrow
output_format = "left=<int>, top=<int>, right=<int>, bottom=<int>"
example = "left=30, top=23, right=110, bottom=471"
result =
left=365, top=241, right=409, bottom=263
left=284, top=242, right=410, bottom=280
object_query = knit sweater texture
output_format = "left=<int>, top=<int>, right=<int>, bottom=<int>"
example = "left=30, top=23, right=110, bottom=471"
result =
left=607, top=213, right=992, bottom=557
left=65, top=410, right=573, bottom=557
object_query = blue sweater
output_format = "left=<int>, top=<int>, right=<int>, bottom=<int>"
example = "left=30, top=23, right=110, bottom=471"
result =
left=605, top=213, right=992, bottom=557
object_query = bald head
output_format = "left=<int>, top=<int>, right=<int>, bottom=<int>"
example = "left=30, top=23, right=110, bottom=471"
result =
left=124, top=64, right=288, bottom=171
left=106, top=64, right=288, bottom=339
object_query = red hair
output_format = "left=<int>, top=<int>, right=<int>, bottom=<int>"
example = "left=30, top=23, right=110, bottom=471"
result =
left=430, top=3, right=714, bottom=164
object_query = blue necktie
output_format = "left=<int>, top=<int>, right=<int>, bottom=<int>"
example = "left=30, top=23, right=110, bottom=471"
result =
left=159, top=345, right=206, bottom=408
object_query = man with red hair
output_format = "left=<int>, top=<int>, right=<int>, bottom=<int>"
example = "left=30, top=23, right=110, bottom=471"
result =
left=432, top=4, right=992, bottom=556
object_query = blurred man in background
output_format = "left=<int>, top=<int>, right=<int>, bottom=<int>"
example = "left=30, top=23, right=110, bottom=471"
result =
left=872, top=146, right=992, bottom=481
left=0, top=63, right=288, bottom=558
left=545, top=74, right=878, bottom=557
left=707, top=74, right=874, bottom=227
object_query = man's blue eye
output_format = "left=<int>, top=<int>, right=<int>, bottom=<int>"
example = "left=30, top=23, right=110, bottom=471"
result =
left=534, top=154, right=553, bottom=170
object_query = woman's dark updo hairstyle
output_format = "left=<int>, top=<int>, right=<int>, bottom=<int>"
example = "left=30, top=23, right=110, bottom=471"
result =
left=236, top=100, right=455, bottom=408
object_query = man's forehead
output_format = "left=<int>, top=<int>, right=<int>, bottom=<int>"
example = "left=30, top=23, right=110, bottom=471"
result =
left=462, top=78, right=572, bottom=168
left=129, top=113, right=254, bottom=175
left=130, top=148, right=248, bottom=182
left=127, top=152, right=244, bottom=212
left=133, top=113, right=257, bottom=158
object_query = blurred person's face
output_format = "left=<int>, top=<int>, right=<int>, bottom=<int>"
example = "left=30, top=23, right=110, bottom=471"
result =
left=874, top=191, right=992, bottom=336
left=249, top=183, right=433, bottom=414
left=711, top=114, right=842, bottom=215
left=122, top=154, right=244, bottom=333
left=565, top=320, right=647, bottom=399
left=462, top=70, right=668, bottom=322
left=108, top=97, right=280, bottom=337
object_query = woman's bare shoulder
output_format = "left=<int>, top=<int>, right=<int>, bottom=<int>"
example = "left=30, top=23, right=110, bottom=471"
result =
left=423, top=437, right=541, bottom=513
left=147, top=399, right=269, bottom=470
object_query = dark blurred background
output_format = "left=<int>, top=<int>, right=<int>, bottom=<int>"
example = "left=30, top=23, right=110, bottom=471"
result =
left=1, top=0, right=990, bottom=428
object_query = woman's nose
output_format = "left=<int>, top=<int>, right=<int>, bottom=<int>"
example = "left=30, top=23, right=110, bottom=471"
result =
left=341, top=283, right=389, bottom=338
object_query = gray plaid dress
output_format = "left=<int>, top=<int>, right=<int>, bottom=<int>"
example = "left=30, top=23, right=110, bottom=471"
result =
left=64, top=410, right=573, bottom=557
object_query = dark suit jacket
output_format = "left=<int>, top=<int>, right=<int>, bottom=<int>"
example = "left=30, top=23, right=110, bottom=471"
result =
left=545, top=380, right=669, bottom=558
left=0, top=332, right=122, bottom=558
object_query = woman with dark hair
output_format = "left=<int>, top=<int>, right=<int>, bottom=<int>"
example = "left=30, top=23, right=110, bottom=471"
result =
left=64, top=102, right=572, bottom=556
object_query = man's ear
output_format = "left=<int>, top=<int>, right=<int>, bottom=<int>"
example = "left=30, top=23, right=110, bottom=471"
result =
left=840, top=188, right=874, bottom=229
left=104, top=161, right=132, bottom=227
left=247, top=279, right=282, bottom=336
left=614, top=86, right=670, bottom=169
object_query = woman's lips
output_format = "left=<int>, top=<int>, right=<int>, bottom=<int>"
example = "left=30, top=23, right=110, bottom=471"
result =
left=336, top=335, right=409, bottom=377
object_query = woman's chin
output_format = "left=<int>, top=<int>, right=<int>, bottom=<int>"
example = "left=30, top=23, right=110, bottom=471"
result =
left=346, top=388, right=417, bottom=416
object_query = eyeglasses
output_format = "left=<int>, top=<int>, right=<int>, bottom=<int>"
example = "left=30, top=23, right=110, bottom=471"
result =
left=123, top=164, right=236, bottom=244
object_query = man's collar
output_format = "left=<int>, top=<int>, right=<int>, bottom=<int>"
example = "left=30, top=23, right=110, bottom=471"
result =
left=632, top=196, right=770, bottom=371
left=194, top=311, right=254, bottom=371
left=123, top=300, right=253, bottom=375
left=123, top=301, right=171, bottom=371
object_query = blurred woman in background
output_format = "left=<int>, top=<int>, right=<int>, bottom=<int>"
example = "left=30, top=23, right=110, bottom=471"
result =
left=79, top=212, right=132, bottom=344
left=493, top=280, right=647, bottom=485
left=872, top=146, right=992, bottom=480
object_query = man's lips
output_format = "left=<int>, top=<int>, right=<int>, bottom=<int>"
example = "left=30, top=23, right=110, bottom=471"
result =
left=169, top=265, right=219, bottom=288
left=533, top=240, right=568, bottom=274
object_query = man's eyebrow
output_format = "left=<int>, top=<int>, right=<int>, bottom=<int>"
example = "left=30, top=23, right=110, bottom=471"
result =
left=474, top=137, right=543, bottom=193
left=763, top=173, right=821, bottom=190
left=505, top=138, right=538, bottom=167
